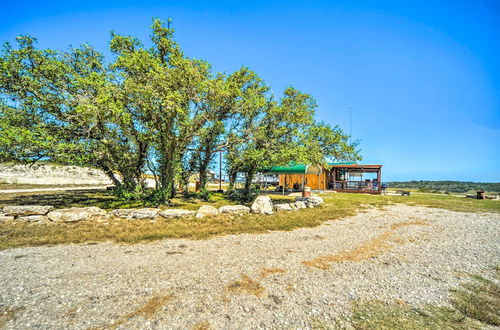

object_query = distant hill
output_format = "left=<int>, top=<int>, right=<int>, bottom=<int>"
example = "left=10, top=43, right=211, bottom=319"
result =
left=386, top=180, right=500, bottom=194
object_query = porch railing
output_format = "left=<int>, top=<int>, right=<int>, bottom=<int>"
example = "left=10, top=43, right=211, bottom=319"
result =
left=329, top=181, right=380, bottom=191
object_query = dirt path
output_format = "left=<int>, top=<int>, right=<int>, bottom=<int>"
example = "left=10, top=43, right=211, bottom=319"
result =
left=1, top=205, right=499, bottom=329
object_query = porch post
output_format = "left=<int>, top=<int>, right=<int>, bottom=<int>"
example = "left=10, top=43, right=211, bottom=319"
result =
left=377, top=168, right=382, bottom=191
left=283, top=174, right=286, bottom=195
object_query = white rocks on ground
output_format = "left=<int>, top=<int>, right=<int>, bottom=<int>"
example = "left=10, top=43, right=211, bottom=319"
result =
left=218, top=205, right=251, bottom=215
left=292, top=201, right=307, bottom=209
left=3, top=205, right=54, bottom=217
left=47, top=207, right=107, bottom=223
left=111, top=208, right=159, bottom=220
left=295, top=196, right=324, bottom=208
left=195, top=205, right=219, bottom=218
left=16, top=215, right=49, bottom=223
left=0, top=214, right=15, bottom=221
left=159, top=209, right=196, bottom=219
left=274, top=203, right=293, bottom=212
left=251, top=196, right=274, bottom=215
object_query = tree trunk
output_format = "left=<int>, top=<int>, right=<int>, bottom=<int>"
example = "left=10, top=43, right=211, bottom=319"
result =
left=243, top=169, right=255, bottom=199
left=160, top=156, right=176, bottom=200
left=228, top=170, right=237, bottom=191
left=103, top=166, right=122, bottom=187
left=97, top=162, right=122, bottom=187
left=198, top=158, right=209, bottom=190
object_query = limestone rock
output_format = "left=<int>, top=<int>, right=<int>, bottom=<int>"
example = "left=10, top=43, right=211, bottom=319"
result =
left=292, top=201, right=307, bottom=209
left=0, top=214, right=15, bottom=222
left=295, top=196, right=324, bottom=208
left=274, top=203, right=293, bottom=212
left=3, top=205, right=54, bottom=216
left=195, top=205, right=219, bottom=218
left=159, top=209, right=196, bottom=219
left=111, top=208, right=159, bottom=220
left=308, top=196, right=324, bottom=206
left=250, top=196, right=274, bottom=215
left=47, top=207, right=107, bottom=223
left=219, top=205, right=251, bottom=215
left=17, top=215, right=49, bottom=223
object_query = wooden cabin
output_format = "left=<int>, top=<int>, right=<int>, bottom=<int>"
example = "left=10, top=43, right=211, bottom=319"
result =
left=262, top=164, right=327, bottom=190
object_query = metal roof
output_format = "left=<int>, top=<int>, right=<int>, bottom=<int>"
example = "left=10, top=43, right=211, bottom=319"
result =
left=329, top=162, right=357, bottom=166
left=262, top=163, right=382, bottom=174
left=261, top=164, right=307, bottom=174
left=329, top=164, right=382, bottom=169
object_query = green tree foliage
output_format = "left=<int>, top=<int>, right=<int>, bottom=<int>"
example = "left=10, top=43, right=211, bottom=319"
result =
left=0, top=18, right=360, bottom=202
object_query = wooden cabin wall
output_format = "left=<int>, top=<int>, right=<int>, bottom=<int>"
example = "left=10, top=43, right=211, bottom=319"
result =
left=278, top=173, right=326, bottom=190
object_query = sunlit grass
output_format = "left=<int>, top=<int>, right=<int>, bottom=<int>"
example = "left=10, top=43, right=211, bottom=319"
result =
left=0, top=191, right=498, bottom=250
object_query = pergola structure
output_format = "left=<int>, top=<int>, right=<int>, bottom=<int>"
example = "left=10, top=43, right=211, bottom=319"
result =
left=328, top=164, right=382, bottom=194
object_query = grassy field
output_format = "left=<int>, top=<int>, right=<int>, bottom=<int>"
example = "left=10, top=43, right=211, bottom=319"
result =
left=0, top=190, right=498, bottom=250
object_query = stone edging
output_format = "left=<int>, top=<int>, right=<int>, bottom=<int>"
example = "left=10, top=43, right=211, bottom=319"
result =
left=0, top=196, right=324, bottom=224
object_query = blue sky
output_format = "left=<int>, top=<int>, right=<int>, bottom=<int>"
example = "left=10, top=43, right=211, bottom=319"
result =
left=1, top=0, right=499, bottom=181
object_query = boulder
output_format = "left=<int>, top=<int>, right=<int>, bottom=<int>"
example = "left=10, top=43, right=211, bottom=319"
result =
left=274, top=203, right=293, bottom=212
left=195, top=205, right=219, bottom=218
left=159, top=209, right=196, bottom=219
left=47, top=207, right=107, bottom=223
left=219, top=205, right=251, bottom=215
left=292, top=201, right=307, bottom=209
left=3, top=205, right=54, bottom=216
left=308, top=196, right=324, bottom=206
left=0, top=214, right=15, bottom=222
left=111, top=208, right=160, bottom=220
left=295, top=196, right=324, bottom=208
left=17, top=215, right=49, bottom=223
left=250, top=196, right=274, bottom=215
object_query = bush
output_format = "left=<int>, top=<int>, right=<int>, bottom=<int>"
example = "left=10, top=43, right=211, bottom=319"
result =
left=112, top=185, right=170, bottom=205
left=226, top=186, right=260, bottom=203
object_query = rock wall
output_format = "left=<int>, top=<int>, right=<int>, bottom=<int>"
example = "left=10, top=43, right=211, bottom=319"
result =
left=0, top=164, right=113, bottom=185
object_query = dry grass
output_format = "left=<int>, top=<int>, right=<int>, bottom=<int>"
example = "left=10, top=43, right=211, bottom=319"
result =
left=0, top=306, right=21, bottom=328
left=348, top=300, right=480, bottom=330
left=450, top=267, right=500, bottom=326
left=192, top=321, right=211, bottom=330
left=390, top=219, right=429, bottom=230
left=0, top=193, right=363, bottom=250
left=322, top=268, right=499, bottom=329
left=303, top=220, right=429, bottom=269
left=107, top=294, right=174, bottom=329
left=0, top=190, right=498, bottom=250
left=260, top=268, right=287, bottom=278
left=227, top=274, right=266, bottom=297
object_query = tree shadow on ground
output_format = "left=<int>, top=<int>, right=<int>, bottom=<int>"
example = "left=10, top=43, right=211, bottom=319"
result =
left=0, top=190, right=141, bottom=209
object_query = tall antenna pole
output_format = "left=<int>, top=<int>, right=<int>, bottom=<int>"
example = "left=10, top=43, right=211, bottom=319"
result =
left=349, top=105, right=352, bottom=142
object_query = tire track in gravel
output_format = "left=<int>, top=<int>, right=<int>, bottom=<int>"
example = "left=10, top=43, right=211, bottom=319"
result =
left=302, top=219, right=431, bottom=269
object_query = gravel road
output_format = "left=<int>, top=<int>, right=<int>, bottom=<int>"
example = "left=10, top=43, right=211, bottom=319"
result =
left=1, top=204, right=499, bottom=329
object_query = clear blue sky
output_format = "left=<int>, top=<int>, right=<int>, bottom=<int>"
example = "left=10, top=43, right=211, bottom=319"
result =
left=1, top=0, right=499, bottom=182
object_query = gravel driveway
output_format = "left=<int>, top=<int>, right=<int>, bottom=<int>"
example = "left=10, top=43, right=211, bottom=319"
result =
left=1, top=204, right=499, bottom=329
